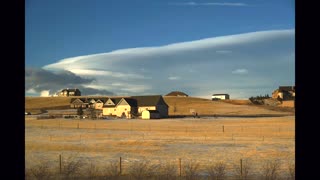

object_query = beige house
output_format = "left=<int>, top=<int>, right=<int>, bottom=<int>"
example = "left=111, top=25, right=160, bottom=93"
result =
left=70, top=98, right=89, bottom=108
left=272, top=86, right=295, bottom=100
left=70, top=98, right=107, bottom=109
left=71, top=95, right=169, bottom=119
left=59, top=88, right=81, bottom=97
left=102, top=98, right=138, bottom=118
left=94, top=99, right=105, bottom=109
left=102, top=98, right=122, bottom=116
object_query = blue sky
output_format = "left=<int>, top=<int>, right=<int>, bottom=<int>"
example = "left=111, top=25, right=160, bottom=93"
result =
left=25, top=0, right=295, bottom=99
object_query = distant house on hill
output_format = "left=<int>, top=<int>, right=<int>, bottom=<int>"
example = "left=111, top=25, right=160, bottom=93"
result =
left=58, top=88, right=81, bottom=97
left=272, top=86, right=295, bottom=100
left=165, top=91, right=189, bottom=97
left=212, top=94, right=230, bottom=100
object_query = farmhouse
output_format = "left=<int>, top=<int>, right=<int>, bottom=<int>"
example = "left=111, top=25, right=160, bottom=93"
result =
left=70, top=95, right=169, bottom=119
left=132, top=95, right=169, bottom=118
left=58, top=88, right=81, bottom=97
left=165, top=91, right=189, bottom=97
left=212, top=94, right=230, bottom=100
left=102, top=98, right=138, bottom=118
left=272, top=86, right=295, bottom=100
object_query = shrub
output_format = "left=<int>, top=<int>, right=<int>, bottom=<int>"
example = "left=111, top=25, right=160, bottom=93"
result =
left=206, top=161, right=227, bottom=180
left=261, top=159, right=281, bottom=180
left=128, top=160, right=159, bottom=180
left=184, top=160, right=200, bottom=180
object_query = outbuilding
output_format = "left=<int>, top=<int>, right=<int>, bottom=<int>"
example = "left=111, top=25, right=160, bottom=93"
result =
left=212, top=94, right=230, bottom=100
left=142, top=110, right=160, bottom=119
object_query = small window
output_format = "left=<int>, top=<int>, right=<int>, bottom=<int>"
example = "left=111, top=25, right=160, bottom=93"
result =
left=125, top=108, right=127, bottom=111
left=114, top=109, right=116, bottom=111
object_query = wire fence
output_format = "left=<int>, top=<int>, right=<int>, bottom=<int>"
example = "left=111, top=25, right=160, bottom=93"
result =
left=25, top=154, right=295, bottom=180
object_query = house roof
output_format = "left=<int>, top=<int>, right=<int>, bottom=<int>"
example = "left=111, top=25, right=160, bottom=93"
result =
left=61, top=88, right=80, bottom=92
left=122, top=98, right=138, bottom=107
left=147, top=110, right=159, bottom=113
left=165, top=91, right=188, bottom=96
left=131, top=95, right=169, bottom=107
left=103, top=98, right=123, bottom=107
left=279, top=86, right=295, bottom=92
left=212, top=94, right=229, bottom=96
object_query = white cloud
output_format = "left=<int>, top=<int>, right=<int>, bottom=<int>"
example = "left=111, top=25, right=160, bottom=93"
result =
left=169, top=2, right=248, bottom=6
left=216, top=50, right=232, bottom=54
left=42, top=29, right=294, bottom=98
left=26, top=88, right=37, bottom=94
left=168, top=76, right=180, bottom=80
left=232, top=69, right=249, bottom=75
left=68, top=68, right=148, bottom=79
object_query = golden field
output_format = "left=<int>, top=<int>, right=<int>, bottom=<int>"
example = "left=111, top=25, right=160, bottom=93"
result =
left=25, top=116, right=295, bottom=179
left=25, top=96, right=295, bottom=179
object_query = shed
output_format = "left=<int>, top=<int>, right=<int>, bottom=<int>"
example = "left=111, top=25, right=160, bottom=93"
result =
left=212, top=94, right=230, bottom=100
left=142, top=110, right=160, bottom=119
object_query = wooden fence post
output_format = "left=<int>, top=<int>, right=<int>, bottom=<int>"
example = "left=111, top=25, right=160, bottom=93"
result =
left=179, top=158, right=182, bottom=177
left=59, top=154, right=62, bottom=174
left=119, top=157, right=122, bottom=175
left=240, top=159, right=243, bottom=177
left=222, top=125, right=224, bottom=133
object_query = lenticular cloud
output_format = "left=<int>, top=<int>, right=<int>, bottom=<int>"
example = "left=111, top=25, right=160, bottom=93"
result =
left=43, top=29, right=295, bottom=99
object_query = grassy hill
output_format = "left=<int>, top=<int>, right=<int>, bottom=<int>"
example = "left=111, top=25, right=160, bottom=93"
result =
left=25, top=96, right=294, bottom=116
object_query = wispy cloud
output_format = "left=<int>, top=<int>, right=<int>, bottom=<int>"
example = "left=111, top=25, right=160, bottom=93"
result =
left=41, top=29, right=294, bottom=99
left=232, top=68, right=249, bottom=75
left=169, top=2, right=248, bottom=7
left=168, top=76, right=181, bottom=80
left=216, top=50, right=232, bottom=54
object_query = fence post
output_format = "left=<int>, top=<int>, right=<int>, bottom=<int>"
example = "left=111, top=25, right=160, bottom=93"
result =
left=179, top=158, right=182, bottom=177
left=222, top=125, right=224, bottom=133
left=59, top=154, right=62, bottom=174
left=119, top=157, right=122, bottom=175
left=240, top=159, right=243, bottom=177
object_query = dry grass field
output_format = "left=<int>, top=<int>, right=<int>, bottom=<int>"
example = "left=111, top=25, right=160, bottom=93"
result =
left=25, top=116, right=295, bottom=179
left=25, top=96, right=295, bottom=179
